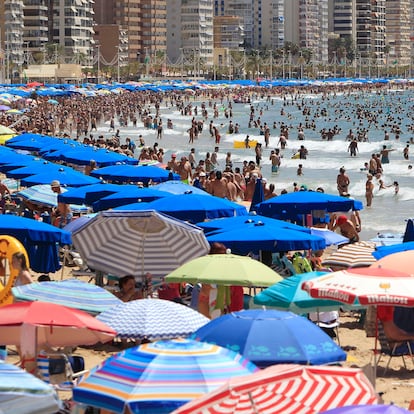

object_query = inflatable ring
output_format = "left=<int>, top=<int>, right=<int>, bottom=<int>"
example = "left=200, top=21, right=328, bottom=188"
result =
left=0, top=235, right=30, bottom=306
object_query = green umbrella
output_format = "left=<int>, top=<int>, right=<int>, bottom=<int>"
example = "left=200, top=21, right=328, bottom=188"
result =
left=165, top=254, right=282, bottom=287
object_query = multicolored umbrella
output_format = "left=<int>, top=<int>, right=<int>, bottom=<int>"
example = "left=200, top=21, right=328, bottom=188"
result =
left=302, top=267, right=414, bottom=307
left=165, top=253, right=283, bottom=287
left=174, top=364, right=378, bottom=414
left=322, top=242, right=377, bottom=268
left=253, top=271, right=351, bottom=313
left=0, top=361, right=61, bottom=414
left=372, top=241, right=414, bottom=259
left=72, top=210, right=210, bottom=281
left=97, top=298, right=209, bottom=340
left=370, top=250, right=414, bottom=274
left=12, top=279, right=121, bottom=315
left=191, top=309, right=346, bottom=367
left=73, top=338, right=259, bottom=414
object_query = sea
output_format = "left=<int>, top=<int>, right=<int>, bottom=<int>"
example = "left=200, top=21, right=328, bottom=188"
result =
left=95, top=86, right=414, bottom=242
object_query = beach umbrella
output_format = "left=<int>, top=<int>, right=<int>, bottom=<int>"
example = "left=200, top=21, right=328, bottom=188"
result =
left=322, top=241, right=377, bottom=268
left=6, top=109, right=24, bottom=115
left=0, top=133, right=15, bottom=145
left=90, top=164, right=180, bottom=184
left=12, top=279, right=121, bottom=315
left=92, top=187, right=172, bottom=211
left=370, top=250, right=414, bottom=274
left=257, top=191, right=363, bottom=219
left=114, top=193, right=249, bottom=224
left=97, top=298, right=209, bottom=340
left=253, top=271, right=352, bottom=313
left=321, top=405, right=412, bottom=414
left=191, top=309, right=346, bottom=367
left=403, top=218, right=414, bottom=242
left=17, top=184, right=89, bottom=213
left=72, top=210, right=210, bottom=281
left=173, top=364, right=378, bottom=414
left=0, top=124, right=16, bottom=135
left=302, top=267, right=414, bottom=307
left=206, top=221, right=326, bottom=254
left=309, top=227, right=349, bottom=246
left=154, top=180, right=210, bottom=195
left=62, top=147, right=138, bottom=167
left=0, top=361, right=61, bottom=414
left=373, top=241, right=414, bottom=259
left=196, top=214, right=311, bottom=234
left=56, top=183, right=125, bottom=205
left=72, top=338, right=258, bottom=414
left=0, top=215, right=71, bottom=273
left=47, top=99, right=59, bottom=105
left=6, top=162, right=75, bottom=179
left=165, top=254, right=282, bottom=287
left=249, top=178, right=265, bottom=213
left=20, top=168, right=101, bottom=187
left=0, top=105, right=11, bottom=111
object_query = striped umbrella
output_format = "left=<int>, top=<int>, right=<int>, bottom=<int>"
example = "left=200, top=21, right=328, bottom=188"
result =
left=0, top=361, right=61, bottom=414
left=322, top=241, right=376, bottom=269
left=97, top=298, right=209, bottom=340
left=73, top=338, right=259, bottom=414
left=12, top=279, right=121, bottom=315
left=72, top=210, right=210, bottom=281
left=174, top=364, right=378, bottom=414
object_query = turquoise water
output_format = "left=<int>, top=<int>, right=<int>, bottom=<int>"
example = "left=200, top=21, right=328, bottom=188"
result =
left=96, top=87, right=414, bottom=241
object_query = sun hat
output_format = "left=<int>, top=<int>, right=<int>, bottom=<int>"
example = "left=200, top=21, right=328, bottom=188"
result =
left=50, top=180, right=60, bottom=188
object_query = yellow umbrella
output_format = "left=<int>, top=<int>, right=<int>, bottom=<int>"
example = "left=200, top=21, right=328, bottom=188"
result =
left=0, top=134, right=16, bottom=145
left=0, top=125, right=16, bottom=134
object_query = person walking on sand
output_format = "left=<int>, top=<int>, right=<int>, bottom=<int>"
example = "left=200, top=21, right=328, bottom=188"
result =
left=365, top=173, right=374, bottom=207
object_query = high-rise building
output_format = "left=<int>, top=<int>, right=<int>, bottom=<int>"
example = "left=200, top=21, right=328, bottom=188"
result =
left=23, top=0, right=49, bottom=55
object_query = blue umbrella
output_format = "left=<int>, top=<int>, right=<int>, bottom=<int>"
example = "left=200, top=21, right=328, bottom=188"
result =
left=154, top=180, right=212, bottom=195
left=249, top=178, right=265, bottom=213
left=253, top=271, right=351, bottom=313
left=0, top=360, right=61, bottom=414
left=62, top=147, right=138, bottom=166
left=21, top=169, right=101, bottom=187
left=196, top=214, right=311, bottom=234
left=6, top=162, right=74, bottom=179
left=403, top=218, right=414, bottom=242
left=191, top=309, right=347, bottom=367
left=90, top=165, right=180, bottom=184
left=0, top=215, right=71, bottom=273
left=309, top=227, right=349, bottom=246
left=372, top=241, right=414, bottom=259
left=0, top=156, right=39, bottom=173
left=57, top=183, right=126, bottom=205
left=206, top=221, right=326, bottom=254
left=113, top=193, right=249, bottom=223
left=257, top=191, right=363, bottom=219
left=92, top=187, right=172, bottom=211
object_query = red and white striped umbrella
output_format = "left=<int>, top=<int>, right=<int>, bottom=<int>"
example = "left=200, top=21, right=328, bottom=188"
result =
left=173, top=364, right=378, bottom=414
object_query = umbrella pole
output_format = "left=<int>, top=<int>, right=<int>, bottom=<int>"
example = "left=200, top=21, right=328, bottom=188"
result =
left=248, top=391, right=260, bottom=414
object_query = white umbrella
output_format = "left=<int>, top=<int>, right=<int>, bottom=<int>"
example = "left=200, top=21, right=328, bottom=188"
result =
left=72, top=210, right=210, bottom=282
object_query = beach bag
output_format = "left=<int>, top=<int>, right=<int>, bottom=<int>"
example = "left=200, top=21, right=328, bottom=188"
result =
left=364, top=305, right=377, bottom=338
left=292, top=253, right=312, bottom=274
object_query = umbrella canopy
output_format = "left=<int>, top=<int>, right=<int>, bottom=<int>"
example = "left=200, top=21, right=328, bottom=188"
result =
left=403, top=218, right=414, bottom=242
left=322, top=242, right=377, bottom=268
left=165, top=254, right=283, bottom=287
left=253, top=271, right=351, bottom=313
left=6, top=162, right=74, bottom=179
left=0, top=125, right=16, bottom=135
left=373, top=241, right=414, bottom=259
left=72, top=210, right=210, bottom=281
left=174, top=364, right=378, bottom=414
left=0, top=361, right=61, bottom=414
left=191, top=309, right=346, bottom=367
left=20, top=168, right=100, bottom=187
left=73, top=338, right=259, bottom=414
left=206, top=222, right=326, bottom=254
left=62, top=147, right=138, bottom=166
left=302, top=267, right=414, bottom=307
left=309, top=227, right=349, bottom=246
left=97, top=298, right=209, bottom=340
left=90, top=164, right=179, bottom=184
left=57, top=183, right=127, bottom=205
left=257, top=191, right=363, bottom=219
left=12, top=279, right=121, bottom=315
left=154, top=180, right=210, bottom=195
left=0, top=215, right=71, bottom=273
left=249, top=178, right=265, bottom=213
left=370, top=250, right=414, bottom=274
left=321, top=405, right=412, bottom=414
left=0, top=301, right=116, bottom=348
left=92, top=187, right=172, bottom=211
left=196, top=215, right=311, bottom=234
left=17, top=184, right=88, bottom=213
left=113, top=193, right=248, bottom=223
left=0, top=134, right=15, bottom=145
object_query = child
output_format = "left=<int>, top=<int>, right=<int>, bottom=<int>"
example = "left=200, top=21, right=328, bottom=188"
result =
left=297, top=164, right=303, bottom=176
left=393, top=181, right=399, bottom=195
